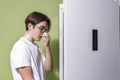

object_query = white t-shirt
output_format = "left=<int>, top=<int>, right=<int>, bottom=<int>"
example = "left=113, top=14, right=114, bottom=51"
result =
left=10, top=37, right=46, bottom=80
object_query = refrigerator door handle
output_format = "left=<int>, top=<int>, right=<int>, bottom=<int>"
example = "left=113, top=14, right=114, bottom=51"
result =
left=59, top=3, right=64, bottom=80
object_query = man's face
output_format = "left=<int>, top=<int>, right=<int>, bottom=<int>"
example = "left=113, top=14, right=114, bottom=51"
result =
left=32, top=21, right=48, bottom=41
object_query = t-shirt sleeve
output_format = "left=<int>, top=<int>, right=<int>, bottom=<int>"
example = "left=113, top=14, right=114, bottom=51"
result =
left=11, top=44, right=31, bottom=69
left=42, top=54, right=46, bottom=63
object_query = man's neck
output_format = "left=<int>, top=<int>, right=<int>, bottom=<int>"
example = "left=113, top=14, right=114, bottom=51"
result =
left=23, top=31, right=34, bottom=43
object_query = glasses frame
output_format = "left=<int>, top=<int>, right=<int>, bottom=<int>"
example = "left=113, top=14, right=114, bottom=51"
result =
left=34, top=25, right=48, bottom=32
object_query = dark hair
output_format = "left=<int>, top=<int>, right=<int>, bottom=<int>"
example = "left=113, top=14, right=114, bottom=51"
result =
left=25, top=11, right=51, bottom=32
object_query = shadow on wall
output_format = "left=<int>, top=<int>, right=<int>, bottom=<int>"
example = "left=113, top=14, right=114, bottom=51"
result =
left=46, top=39, right=59, bottom=80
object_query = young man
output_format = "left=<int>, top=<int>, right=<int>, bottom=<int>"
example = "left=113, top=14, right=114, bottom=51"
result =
left=10, top=11, right=53, bottom=80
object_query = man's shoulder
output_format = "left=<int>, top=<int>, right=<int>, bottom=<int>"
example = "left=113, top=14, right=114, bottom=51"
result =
left=13, top=37, right=29, bottom=48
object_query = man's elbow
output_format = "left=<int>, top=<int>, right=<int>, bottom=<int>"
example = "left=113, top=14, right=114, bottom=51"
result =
left=45, top=67, right=53, bottom=72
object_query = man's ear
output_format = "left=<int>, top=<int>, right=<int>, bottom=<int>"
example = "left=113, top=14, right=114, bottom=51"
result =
left=27, top=23, right=34, bottom=30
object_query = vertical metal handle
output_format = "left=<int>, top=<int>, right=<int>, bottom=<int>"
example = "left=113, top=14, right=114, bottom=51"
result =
left=59, top=4, right=64, bottom=80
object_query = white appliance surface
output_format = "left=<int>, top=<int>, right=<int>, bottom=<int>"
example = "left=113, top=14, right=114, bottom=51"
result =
left=60, top=0, right=120, bottom=80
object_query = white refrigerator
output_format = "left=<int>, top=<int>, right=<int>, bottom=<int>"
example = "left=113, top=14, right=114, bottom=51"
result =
left=59, top=0, right=120, bottom=80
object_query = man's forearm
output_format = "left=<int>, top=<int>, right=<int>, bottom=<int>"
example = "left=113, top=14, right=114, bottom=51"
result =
left=44, top=46, right=53, bottom=72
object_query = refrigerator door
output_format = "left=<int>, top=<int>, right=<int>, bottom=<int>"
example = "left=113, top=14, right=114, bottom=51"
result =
left=62, top=0, right=120, bottom=80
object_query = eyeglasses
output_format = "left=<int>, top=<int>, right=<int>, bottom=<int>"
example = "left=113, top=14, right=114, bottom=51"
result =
left=34, top=25, right=48, bottom=32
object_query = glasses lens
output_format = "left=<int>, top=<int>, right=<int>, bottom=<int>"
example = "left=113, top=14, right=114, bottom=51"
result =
left=41, top=27, right=45, bottom=31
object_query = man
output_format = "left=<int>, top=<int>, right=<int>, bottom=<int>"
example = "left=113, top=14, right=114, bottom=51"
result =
left=10, top=11, right=53, bottom=80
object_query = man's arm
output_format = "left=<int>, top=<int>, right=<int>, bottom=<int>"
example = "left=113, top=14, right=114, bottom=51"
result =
left=17, top=66, right=34, bottom=80
left=44, top=46, right=53, bottom=72
left=42, top=32, right=53, bottom=72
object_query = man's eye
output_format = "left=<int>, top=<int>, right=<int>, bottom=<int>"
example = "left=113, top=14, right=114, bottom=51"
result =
left=41, top=27, right=44, bottom=30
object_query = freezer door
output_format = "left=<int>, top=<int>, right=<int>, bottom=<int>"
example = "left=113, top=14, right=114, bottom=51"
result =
left=62, top=0, right=120, bottom=80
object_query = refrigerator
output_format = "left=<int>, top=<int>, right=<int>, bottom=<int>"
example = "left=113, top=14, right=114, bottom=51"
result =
left=59, top=0, right=120, bottom=80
